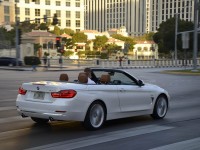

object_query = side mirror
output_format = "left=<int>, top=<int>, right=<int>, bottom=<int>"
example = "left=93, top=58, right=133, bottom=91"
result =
left=138, top=80, right=144, bottom=86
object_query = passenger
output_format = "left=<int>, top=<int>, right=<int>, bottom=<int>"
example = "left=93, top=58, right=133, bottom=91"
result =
left=84, top=68, right=96, bottom=84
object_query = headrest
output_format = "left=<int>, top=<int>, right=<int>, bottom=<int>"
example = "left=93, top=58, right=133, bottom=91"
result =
left=59, top=74, right=68, bottom=82
left=78, top=72, right=88, bottom=84
left=100, top=74, right=110, bottom=84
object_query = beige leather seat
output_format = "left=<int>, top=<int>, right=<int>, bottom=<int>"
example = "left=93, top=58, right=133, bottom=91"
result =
left=59, top=74, right=69, bottom=82
left=78, top=72, right=88, bottom=84
left=100, top=74, right=110, bottom=84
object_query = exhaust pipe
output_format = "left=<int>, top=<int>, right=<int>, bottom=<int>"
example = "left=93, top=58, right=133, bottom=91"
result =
left=21, top=113, right=28, bottom=118
left=49, top=117, right=54, bottom=121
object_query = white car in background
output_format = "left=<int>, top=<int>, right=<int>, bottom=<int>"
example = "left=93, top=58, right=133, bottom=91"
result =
left=16, top=68, right=170, bottom=130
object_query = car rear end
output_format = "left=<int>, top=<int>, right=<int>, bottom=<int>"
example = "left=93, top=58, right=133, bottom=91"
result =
left=16, top=81, right=89, bottom=122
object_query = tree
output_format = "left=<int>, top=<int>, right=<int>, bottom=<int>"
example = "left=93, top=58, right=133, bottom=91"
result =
left=111, top=34, right=135, bottom=52
left=93, top=35, right=108, bottom=51
left=105, top=43, right=122, bottom=55
left=62, top=37, right=74, bottom=49
left=52, top=26, right=61, bottom=35
left=153, top=17, right=194, bottom=57
left=61, top=28, right=75, bottom=36
left=72, top=32, right=87, bottom=43
left=38, top=23, right=49, bottom=31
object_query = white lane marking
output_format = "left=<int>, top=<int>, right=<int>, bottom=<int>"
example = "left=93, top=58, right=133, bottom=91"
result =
left=26, top=125, right=174, bottom=150
left=0, top=106, right=16, bottom=111
left=0, top=116, right=29, bottom=124
left=0, top=99, right=15, bottom=102
left=149, top=137, right=200, bottom=150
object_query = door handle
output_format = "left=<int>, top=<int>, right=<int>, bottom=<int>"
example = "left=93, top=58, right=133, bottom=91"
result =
left=119, top=88, right=126, bottom=92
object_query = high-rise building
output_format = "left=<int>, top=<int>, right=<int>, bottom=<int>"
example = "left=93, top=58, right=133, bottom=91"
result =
left=146, top=0, right=194, bottom=33
left=84, top=0, right=146, bottom=37
left=84, top=0, right=195, bottom=36
left=0, top=0, right=84, bottom=32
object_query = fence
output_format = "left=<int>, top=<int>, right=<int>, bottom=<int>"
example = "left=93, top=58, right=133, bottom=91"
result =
left=42, top=58, right=200, bottom=68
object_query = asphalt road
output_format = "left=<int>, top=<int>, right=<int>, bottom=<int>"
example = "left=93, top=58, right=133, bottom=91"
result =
left=0, top=68, right=200, bottom=150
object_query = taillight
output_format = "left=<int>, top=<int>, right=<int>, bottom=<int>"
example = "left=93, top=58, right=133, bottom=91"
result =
left=51, top=90, right=77, bottom=98
left=18, top=87, right=27, bottom=95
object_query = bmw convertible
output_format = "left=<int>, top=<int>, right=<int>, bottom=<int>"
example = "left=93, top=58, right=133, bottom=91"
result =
left=16, top=68, right=170, bottom=130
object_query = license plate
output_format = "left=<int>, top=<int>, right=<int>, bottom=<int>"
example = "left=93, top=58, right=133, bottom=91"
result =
left=33, top=92, right=45, bottom=100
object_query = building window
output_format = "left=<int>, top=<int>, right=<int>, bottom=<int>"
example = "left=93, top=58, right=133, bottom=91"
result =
left=66, top=1, right=70, bottom=6
left=56, top=1, right=61, bottom=6
left=75, top=11, right=80, bottom=18
left=66, top=11, right=70, bottom=18
left=45, top=10, right=51, bottom=17
left=35, top=0, right=40, bottom=4
left=16, top=7, right=20, bottom=15
left=25, top=8, right=30, bottom=15
left=45, top=0, right=50, bottom=5
left=75, top=2, right=80, bottom=7
left=4, top=16, right=10, bottom=22
left=25, top=0, right=29, bottom=3
left=76, top=20, right=80, bottom=27
left=58, top=19, right=61, bottom=26
left=25, top=17, right=30, bottom=21
left=35, top=18, right=40, bottom=24
left=56, top=10, right=61, bottom=17
left=4, top=6, right=9, bottom=14
left=66, top=20, right=71, bottom=27
left=76, top=29, right=80, bottom=32
left=35, top=9, right=40, bottom=16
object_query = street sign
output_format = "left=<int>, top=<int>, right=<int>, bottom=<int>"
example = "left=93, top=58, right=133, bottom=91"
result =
left=182, top=32, right=189, bottom=49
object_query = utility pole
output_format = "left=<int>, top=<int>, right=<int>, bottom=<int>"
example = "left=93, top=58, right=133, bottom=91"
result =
left=193, top=0, right=198, bottom=70
left=15, top=3, right=20, bottom=66
left=175, top=14, right=178, bottom=66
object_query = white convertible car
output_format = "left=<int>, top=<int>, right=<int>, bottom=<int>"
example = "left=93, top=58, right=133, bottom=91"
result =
left=16, top=68, right=170, bottom=130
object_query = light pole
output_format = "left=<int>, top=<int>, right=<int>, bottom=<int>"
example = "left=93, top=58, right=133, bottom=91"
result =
left=15, top=3, right=20, bottom=66
left=174, top=14, right=178, bottom=66
left=193, top=0, right=198, bottom=70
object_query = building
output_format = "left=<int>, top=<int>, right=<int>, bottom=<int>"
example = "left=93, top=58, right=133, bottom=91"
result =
left=0, top=0, right=15, bottom=25
left=146, top=0, right=194, bottom=32
left=84, top=0, right=146, bottom=37
left=132, top=40, right=158, bottom=60
left=84, top=0, right=195, bottom=36
left=0, top=0, right=84, bottom=32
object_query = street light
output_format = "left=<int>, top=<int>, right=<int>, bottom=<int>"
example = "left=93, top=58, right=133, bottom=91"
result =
left=193, top=0, right=198, bottom=70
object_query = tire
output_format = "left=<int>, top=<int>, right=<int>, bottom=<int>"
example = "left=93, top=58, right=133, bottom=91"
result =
left=151, top=95, right=168, bottom=119
left=8, top=63, right=13, bottom=67
left=31, top=117, right=49, bottom=124
left=83, top=102, right=106, bottom=130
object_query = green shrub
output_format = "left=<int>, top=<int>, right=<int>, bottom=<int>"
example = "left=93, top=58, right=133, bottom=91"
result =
left=24, top=56, right=41, bottom=65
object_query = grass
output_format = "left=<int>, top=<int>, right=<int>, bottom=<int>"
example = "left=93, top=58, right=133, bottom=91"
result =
left=162, top=69, right=200, bottom=75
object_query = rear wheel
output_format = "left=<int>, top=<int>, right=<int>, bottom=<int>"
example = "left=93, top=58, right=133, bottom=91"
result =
left=151, top=95, right=168, bottom=119
left=83, top=102, right=106, bottom=130
left=31, top=117, right=49, bottom=124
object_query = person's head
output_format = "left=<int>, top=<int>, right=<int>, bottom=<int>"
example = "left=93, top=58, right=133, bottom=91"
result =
left=84, top=68, right=92, bottom=78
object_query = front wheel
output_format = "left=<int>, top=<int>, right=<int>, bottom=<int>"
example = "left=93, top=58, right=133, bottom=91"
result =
left=151, top=95, right=168, bottom=119
left=31, top=117, right=49, bottom=124
left=83, top=102, right=106, bottom=130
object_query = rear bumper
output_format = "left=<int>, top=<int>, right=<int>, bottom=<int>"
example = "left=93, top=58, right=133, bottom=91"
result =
left=16, top=95, right=89, bottom=122
left=17, top=107, right=85, bottom=121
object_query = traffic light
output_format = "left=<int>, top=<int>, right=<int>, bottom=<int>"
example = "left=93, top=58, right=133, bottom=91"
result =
left=57, top=48, right=65, bottom=54
left=52, top=13, right=58, bottom=25
left=56, top=37, right=61, bottom=47
left=18, top=29, right=22, bottom=45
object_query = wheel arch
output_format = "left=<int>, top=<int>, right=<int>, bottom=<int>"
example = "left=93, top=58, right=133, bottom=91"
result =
left=86, top=99, right=107, bottom=120
left=155, top=93, right=169, bottom=108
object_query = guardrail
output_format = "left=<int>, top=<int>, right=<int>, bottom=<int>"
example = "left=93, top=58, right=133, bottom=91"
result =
left=41, top=58, right=200, bottom=68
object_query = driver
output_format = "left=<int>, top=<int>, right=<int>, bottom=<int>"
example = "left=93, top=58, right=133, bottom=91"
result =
left=84, top=68, right=96, bottom=84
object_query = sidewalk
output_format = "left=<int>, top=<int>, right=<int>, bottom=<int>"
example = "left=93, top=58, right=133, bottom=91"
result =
left=0, top=66, right=85, bottom=71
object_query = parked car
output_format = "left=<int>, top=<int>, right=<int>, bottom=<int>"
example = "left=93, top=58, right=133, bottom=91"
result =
left=0, top=57, right=22, bottom=66
left=16, top=68, right=170, bottom=130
